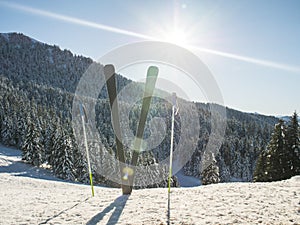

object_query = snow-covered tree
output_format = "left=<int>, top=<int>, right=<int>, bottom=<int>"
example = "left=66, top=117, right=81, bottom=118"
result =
left=264, top=120, right=286, bottom=181
left=201, top=153, right=220, bottom=185
left=254, top=115, right=299, bottom=182
left=22, top=119, right=43, bottom=167
left=1, top=115, right=14, bottom=146
left=44, top=115, right=60, bottom=167
left=286, top=112, right=300, bottom=176
left=73, top=143, right=88, bottom=183
left=253, top=150, right=268, bottom=182
left=52, top=126, right=76, bottom=180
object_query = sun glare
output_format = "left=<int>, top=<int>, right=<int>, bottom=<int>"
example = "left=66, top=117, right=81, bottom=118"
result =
left=164, top=28, right=189, bottom=46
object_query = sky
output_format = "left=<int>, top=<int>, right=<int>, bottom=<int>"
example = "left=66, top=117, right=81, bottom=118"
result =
left=0, top=0, right=299, bottom=116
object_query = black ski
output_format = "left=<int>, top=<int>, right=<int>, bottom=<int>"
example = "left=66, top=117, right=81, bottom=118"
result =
left=104, top=64, right=131, bottom=195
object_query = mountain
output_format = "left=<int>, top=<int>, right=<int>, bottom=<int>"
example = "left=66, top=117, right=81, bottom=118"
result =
left=0, top=32, right=279, bottom=186
left=277, top=115, right=300, bottom=123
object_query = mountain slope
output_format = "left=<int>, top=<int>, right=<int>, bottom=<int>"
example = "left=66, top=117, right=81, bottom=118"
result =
left=0, top=32, right=279, bottom=185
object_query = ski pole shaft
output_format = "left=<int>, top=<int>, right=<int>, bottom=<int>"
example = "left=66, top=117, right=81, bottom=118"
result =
left=168, top=93, right=176, bottom=193
left=79, top=103, right=94, bottom=197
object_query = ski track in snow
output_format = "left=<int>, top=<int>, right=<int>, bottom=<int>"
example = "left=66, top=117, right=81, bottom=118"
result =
left=0, top=145, right=300, bottom=225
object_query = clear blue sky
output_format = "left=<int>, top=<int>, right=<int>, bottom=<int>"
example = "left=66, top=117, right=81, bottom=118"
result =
left=0, top=0, right=299, bottom=116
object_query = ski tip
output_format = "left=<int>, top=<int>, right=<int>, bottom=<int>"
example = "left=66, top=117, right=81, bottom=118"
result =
left=147, top=66, right=159, bottom=77
left=104, top=64, right=115, bottom=76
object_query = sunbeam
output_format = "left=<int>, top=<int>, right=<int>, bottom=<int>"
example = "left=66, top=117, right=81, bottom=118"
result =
left=1, top=2, right=155, bottom=41
left=189, top=46, right=300, bottom=73
left=2, top=1, right=300, bottom=73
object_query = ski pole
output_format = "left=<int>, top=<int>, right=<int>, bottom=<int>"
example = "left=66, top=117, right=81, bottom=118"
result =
left=168, top=93, right=177, bottom=193
left=79, top=103, right=94, bottom=197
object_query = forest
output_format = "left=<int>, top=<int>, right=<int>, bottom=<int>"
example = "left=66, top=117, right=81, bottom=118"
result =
left=0, top=32, right=282, bottom=187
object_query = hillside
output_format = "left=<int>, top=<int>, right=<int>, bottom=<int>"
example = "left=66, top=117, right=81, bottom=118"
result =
left=1, top=145, right=299, bottom=224
left=0, top=32, right=279, bottom=186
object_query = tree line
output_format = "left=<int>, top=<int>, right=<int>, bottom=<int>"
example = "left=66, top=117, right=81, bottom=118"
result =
left=253, top=112, right=299, bottom=182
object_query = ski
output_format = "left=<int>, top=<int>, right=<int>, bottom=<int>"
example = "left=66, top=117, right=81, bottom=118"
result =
left=104, top=64, right=158, bottom=195
left=104, top=64, right=131, bottom=195
left=128, top=66, right=159, bottom=193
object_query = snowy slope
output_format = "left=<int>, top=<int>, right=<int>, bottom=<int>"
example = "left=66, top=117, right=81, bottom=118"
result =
left=175, top=169, right=201, bottom=187
left=0, top=145, right=61, bottom=181
left=0, top=146, right=299, bottom=225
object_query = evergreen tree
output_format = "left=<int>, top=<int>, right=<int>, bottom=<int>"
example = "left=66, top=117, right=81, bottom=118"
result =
left=52, top=126, right=76, bottom=180
left=44, top=117, right=59, bottom=166
left=254, top=115, right=300, bottom=182
left=1, top=115, right=14, bottom=146
left=264, top=120, right=286, bottom=181
left=15, top=111, right=26, bottom=149
left=253, top=150, right=268, bottom=182
left=22, top=119, right=43, bottom=167
left=201, top=153, right=220, bottom=185
left=286, top=112, right=300, bottom=177
left=73, top=143, right=88, bottom=183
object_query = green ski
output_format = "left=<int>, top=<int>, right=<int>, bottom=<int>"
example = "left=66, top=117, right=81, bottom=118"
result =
left=128, top=66, right=159, bottom=193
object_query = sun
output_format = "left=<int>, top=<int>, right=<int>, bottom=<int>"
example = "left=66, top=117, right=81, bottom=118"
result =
left=148, top=21, right=191, bottom=47
left=163, top=28, right=189, bottom=46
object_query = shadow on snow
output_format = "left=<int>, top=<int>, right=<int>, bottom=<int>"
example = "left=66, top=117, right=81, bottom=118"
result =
left=86, top=195, right=129, bottom=225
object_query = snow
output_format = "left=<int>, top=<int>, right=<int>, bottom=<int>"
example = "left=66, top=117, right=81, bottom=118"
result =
left=0, top=145, right=60, bottom=181
left=277, top=115, right=300, bottom=123
left=0, top=145, right=299, bottom=224
left=1, top=33, right=10, bottom=41
left=176, top=169, right=201, bottom=187
left=30, top=37, right=38, bottom=44
left=48, top=48, right=54, bottom=64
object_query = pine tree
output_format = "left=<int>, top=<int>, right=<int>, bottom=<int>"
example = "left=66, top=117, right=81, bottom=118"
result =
left=254, top=116, right=299, bottom=182
left=44, top=117, right=59, bottom=167
left=0, top=108, right=19, bottom=146
left=73, top=143, right=88, bottom=183
left=52, top=126, right=76, bottom=180
left=264, top=120, right=286, bottom=181
left=286, top=112, right=300, bottom=177
left=201, top=153, right=220, bottom=185
left=15, top=111, right=26, bottom=149
left=22, top=119, right=43, bottom=167
left=253, top=150, right=268, bottom=182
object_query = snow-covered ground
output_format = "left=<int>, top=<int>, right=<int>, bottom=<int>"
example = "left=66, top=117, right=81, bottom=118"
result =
left=0, top=145, right=299, bottom=225
left=175, top=169, right=201, bottom=187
